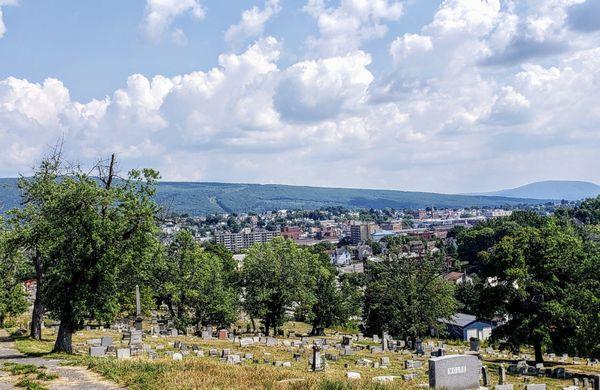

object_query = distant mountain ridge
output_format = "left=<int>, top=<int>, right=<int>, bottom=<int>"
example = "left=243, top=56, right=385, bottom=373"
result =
left=0, top=177, right=548, bottom=215
left=474, top=180, right=600, bottom=201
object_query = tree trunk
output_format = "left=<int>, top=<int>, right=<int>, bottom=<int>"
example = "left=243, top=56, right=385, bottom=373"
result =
left=0, top=313, right=4, bottom=328
left=30, top=251, right=44, bottom=340
left=250, top=317, right=256, bottom=332
left=265, top=318, right=270, bottom=336
left=534, top=342, right=544, bottom=364
left=53, top=320, right=74, bottom=354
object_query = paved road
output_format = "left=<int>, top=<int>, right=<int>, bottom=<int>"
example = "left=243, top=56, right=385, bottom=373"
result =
left=0, top=329, right=124, bottom=390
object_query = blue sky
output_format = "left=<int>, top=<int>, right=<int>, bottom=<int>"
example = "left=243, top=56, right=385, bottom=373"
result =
left=0, top=0, right=599, bottom=193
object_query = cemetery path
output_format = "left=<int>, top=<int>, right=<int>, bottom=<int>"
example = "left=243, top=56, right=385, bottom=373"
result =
left=0, top=330, right=125, bottom=390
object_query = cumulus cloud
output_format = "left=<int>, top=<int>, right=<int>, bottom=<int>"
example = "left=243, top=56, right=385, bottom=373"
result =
left=274, top=51, right=374, bottom=122
left=225, top=0, right=281, bottom=47
left=2, top=0, right=600, bottom=192
left=304, top=0, right=404, bottom=55
left=389, top=34, right=433, bottom=63
left=140, top=0, right=205, bottom=43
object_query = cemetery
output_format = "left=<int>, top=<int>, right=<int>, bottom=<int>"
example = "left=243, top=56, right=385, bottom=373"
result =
left=8, top=315, right=599, bottom=390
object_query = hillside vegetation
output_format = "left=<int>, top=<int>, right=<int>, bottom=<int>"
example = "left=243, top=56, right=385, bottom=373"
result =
left=1, top=178, right=546, bottom=215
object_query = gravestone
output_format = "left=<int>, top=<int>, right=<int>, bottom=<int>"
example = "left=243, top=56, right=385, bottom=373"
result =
left=524, top=385, right=546, bottom=390
left=382, top=338, right=389, bottom=351
left=381, top=357, right=390, bottom=366
left=495, top=385, right=513, bottom=390
left=342, top=336, right=352, bottom=347
left=415, top=338, right=424, bottom=355
left=170, top=328, right=178, bottom=337
left=202, top=330, right=212, bottom=340
left=117, top=348, right=131, bottom=359
left=90, top=346, right=107, bottom=357
left=347, top=372, right=361, bottom=380
left=101, top=336, right=113, bottom=347
left=218, top=329, right=228, bottom=340
left=227, top=354, right=241, bottom=364
left=312, top=345, right=323, bottom=371
left=482, top=366, right=489, bottom=386
left=405, top=360, right=422, bottom=369
left=469, top=338, right=480, bottom=352
left=172, top=352, right=183, bottom=361
left=428, top=354, right=482, bottom=390
left=134, top=284, right=143, bottom=331
left=499, top=364, right=506, bottom=384
left=239, top=337, right=253, bottom=347
left=266, top=337, right=277, bottom=347
left=130, top=330, right=143, bottom=345
left=87, top=338, right=101, bottom=346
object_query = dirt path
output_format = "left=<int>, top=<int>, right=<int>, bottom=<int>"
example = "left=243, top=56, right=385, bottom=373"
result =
left=0, top=329, right=125, bottom=390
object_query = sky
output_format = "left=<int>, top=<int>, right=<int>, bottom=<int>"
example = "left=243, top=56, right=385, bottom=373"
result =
left=0, top=0, right=599, bottom=193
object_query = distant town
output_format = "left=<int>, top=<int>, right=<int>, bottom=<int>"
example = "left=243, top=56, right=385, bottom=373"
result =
left=159, top=202, right=571, bottom=271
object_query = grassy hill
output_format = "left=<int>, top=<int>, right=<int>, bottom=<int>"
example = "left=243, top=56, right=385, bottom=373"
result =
left=1, top=178, right=548, bottom=215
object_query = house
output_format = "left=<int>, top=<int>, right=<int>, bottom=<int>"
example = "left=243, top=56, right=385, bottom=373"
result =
left=438, top=313, right=493, bottom=341
left=330, top=248, right=352, bottom=266
left=356, top=244, right=373, bottom=261
left=444, top=272, right=473, bottom=285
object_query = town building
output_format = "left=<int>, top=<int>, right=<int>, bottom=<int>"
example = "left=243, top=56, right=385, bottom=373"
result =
left=214, top=229, right=280, bottom=252
left=281, top=226, right=302, bottom=240
left=350, top=222, right=379, bottom=245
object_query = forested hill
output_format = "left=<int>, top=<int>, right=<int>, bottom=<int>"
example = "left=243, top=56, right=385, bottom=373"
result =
left=0, top=178, right=547, bottom=215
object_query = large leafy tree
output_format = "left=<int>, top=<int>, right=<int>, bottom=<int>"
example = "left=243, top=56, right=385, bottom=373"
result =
left=304, top=248, right=346, bottom=335
left=7, top=151, right=63, bottom=339
left=0, top=222, right=29, bottom=327
left=241, top=237, right=317, bottom=335
left=479, top=219, right=599, bottom=361
left=155, top=230, right=238, bottom=331
left=32, top=155, right=160, bottom=353
left=363, top=250, right=458, bottom=341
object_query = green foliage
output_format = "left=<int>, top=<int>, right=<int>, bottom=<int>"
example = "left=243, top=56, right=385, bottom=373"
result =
left=155, top=230, right=238, bottom=330
left=484, top=221, right=597, bottom=360
left=0, top=223, right=29, bottom=327
left=1, top=179, right=546, bottom=216
left=459, top=213, right=600, bottom=360
left=363, top=250, right=458, bottom=340
left=304, top=249, right=347, bottom=334
left=241, top=237, right=318, bottom=335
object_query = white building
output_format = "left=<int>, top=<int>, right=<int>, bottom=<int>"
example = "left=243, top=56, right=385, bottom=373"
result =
left=438, top=313, right=494, bottom=341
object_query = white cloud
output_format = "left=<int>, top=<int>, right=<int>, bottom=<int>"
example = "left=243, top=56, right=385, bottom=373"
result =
left=274, top=51, right=374, bottom=122
left=304, top=0, right=404, bottom=55
left=225, top=0, right=281, bottom=46
left=140, top=0, right=205, bottom=43
left=2, top=0, right=600, bottom=192
left=389, top=34, right=433, bottom=63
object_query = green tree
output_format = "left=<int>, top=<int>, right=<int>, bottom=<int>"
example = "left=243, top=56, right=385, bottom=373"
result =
left=304, top=248, right=346, bottom=335
left=0, top=223, right=29, bottom=327
left=36, top=155, right=160, bottom=353
left=242, top=237, right=316, bottom=335
left=478, top=219, right=598, bottom=362
left=363, top=250, right=458, bottom=341
left=7, top=150, right=63, bottom=339
left=155, top=230, right=238, bottom=331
